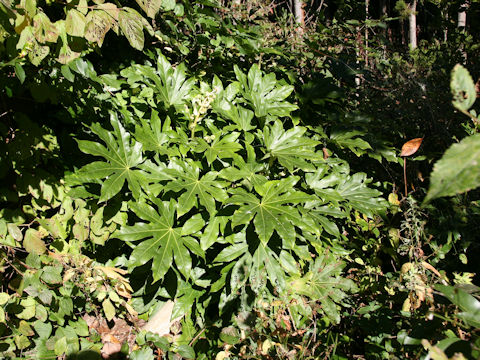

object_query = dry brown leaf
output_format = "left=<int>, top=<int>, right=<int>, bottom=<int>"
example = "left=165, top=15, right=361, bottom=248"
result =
left=400, top=137, right=423, bottom=157
left=322, top=147, right=330, bottom=160
left=83, top=314, right=136, bottom=359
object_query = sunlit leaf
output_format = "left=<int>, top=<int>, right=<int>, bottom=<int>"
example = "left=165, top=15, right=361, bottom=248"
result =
left=425, top=134, right=480, bottom=202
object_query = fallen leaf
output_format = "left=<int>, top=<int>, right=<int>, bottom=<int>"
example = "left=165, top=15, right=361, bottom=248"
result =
left=142, top=300, right=182, bottom=336
left=400, top=137, right=423, bottom=157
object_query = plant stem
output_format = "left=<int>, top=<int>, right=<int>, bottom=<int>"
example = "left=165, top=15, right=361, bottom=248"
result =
left=404, top=157, right=408, bottom=198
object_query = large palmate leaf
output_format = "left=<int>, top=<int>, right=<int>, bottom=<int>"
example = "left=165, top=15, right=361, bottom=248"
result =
left=72, top=112, right=145, bottom=202
left=289, top=253, right=358, bottom=324
left=224, top=242, right=286, bottom=294
left=134, top=110, right=181, bottom=157
left=234, top=64, right=298, bottom=118
left=193, top=131, right=243, bottom=165
left=262, top=120, right=321, bottom=172
left=306, top=163, right=386, bottom=217
left=163, top=159, right=228, bottom=216
left=228, top=177, right=313, bottom=247
left=115, top=199, right=198, bottom=282
left=131, top=53, right=196, bottom=108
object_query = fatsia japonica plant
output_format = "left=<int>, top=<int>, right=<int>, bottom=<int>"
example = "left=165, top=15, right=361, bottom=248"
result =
left=66, top=51, right=388, bottom=347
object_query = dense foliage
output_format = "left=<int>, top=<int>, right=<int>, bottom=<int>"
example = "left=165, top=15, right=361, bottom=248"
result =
left=1, top=0, right=480, bottom=359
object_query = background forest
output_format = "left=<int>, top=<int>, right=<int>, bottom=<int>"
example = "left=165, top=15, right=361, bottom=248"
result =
left=1, top=0, right=480, bottom=359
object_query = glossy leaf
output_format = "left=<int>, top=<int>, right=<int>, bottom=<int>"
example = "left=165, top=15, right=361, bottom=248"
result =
left=71, top=112, right=145, bottom=202
left=234, top=64, right=298, bottom=118
left=115, top=199, right=197, bottom=282
left=229, top=177, right=312, bottom=246
left=164, top=159, right=228, bottom=216
left=263, top=120, right=321, bottom=172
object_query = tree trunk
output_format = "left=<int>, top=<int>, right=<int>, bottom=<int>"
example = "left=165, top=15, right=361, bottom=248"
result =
left=365, top=0, right=369, bottom=67
left=444, top=10, right=448, bottom=42
left=408, top=0, right=417, bottom=49
left=293, top=0, right=305, bottom=34
left=458, top=1, right=468, bottom=29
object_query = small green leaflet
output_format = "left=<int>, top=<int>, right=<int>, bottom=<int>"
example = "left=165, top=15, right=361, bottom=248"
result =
left=164, top=159, right=228, bottom=217
left=72, top=112, right=145, bottom=202
left=263, top=120, right=321, bottom=172
left=228, top=177, right=312, bottom=246
left=115, top=198, right=197, bottom=282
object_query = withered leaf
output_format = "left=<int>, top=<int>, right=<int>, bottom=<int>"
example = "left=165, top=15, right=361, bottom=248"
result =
left=400, top=137, right=423, bottom=157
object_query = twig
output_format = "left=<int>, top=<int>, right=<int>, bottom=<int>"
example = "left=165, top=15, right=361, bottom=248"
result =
left=189, top=327, right=206, bottom=346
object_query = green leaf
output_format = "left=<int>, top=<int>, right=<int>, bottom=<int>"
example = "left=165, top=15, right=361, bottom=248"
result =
left=336, top=173, right=386, bottom=217
left=118, top=7, right=145, bottom=50
left=213, top=241, right=248, bottom=263
left=7, top=223, right=22, bottom=241
left=0, top=292, right=10, bottom=305
left=34, top=321, right=52, bottom=339
left=435, top=284, right=480, bottom=315
left=54, top=336, right=68, bottom=356
left=17, top=297, right=36, bottom=320
left=330, top=130, right=372, bottom=157
left=164, top=159, right=228, bottom=216
left=200, top=216, right=220, bottom=250
left=425, top=134, right=480, bottom=202
left=15, top=63, right=26, bottom=84
left=195, top=132, right=243, bottom=165
left=72, top=112, right=145, bottom=202
left=41, top=266, right=63, bottom=284
left=130, top=347, right=154, bottom=360
left=229, top=177, right=312, bottom=246
left=451, top=64, right=476, bottom=112
left=116, top=199, right=195, bottom=281
left=177, top=344, right=195, bottom=359
left=263, top=120, right=320, bottom=172
left=134, top=111, right=179, bottom=156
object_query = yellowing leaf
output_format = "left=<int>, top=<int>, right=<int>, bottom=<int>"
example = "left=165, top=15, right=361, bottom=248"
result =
left=103, top=298, right=116, bottom=321
left=23, top=229, right=46, bottom=255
